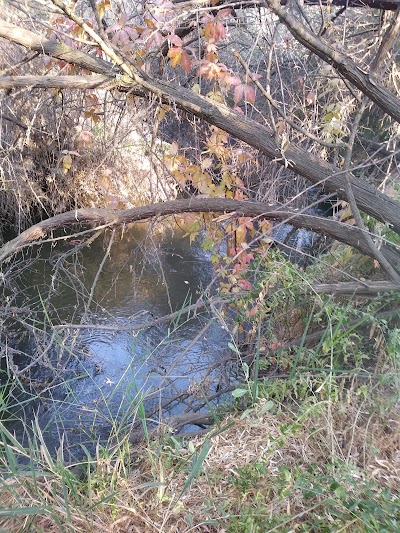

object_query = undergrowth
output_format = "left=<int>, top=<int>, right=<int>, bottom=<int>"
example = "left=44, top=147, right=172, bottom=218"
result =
left=1, top=252, right=400, bottom=532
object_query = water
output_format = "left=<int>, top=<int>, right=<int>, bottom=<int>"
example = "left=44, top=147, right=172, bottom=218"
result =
left=2, top=223, right=232, bottom=459
left=2, top=213, right=323, bottom=460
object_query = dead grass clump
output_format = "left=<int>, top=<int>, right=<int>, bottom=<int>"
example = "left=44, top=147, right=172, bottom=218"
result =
left=104, top=396, right=399, bottom=532
left=2, top=394, right=399, bottom=532
left=0, top=474, right=106, bottom=533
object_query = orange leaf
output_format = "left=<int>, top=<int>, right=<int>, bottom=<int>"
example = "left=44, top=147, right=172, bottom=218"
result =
left=167, top=47, right=182, bottom=68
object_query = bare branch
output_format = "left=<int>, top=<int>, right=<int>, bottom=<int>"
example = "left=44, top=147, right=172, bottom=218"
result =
left=1, top=198, right=400, bottom=276
left=0, top=74, right=113, bottom=89
left=0, top=18, right=113, bottom=75
left=1, top=15, right=400, bottom=239
left=263, top=0, right=400, bottom=124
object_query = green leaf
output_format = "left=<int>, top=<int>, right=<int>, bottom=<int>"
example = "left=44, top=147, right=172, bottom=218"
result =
left=232, top=388, right=248, bottom=398
left=0, top=506, right=51, bottom=517
left=228, top=341, right=240, bottom=354
left=179, top=439, right=211, bottom=498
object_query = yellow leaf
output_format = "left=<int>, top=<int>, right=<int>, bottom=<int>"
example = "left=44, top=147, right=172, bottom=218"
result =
left=97, top=3, right=105, bottom=19
left=170, top=141, right=179, bottom=155
left=156, top=106, right=168, bottom=122
left=62, top=154, right=72, bottom=173
left=167, top=47, right=182, bottom=69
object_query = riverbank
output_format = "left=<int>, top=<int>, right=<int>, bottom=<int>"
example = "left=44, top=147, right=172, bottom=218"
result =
left=1, top=378, right=399, bottom=532
left=1, top=237, right=400, bottom=532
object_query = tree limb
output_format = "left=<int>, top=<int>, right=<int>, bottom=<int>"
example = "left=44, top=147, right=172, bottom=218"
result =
left=1, top=198, right=400, bottom=275
left=0, top=19, right=113, bottom=75
left=0, top=74, right=112, bottom=89
left=2, top=18, right=400, bottom=236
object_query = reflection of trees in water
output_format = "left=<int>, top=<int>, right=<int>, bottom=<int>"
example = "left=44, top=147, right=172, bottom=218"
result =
left=1, top=223, right=235, bottom=459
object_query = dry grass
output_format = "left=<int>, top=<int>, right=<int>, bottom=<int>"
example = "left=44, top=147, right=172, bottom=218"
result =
left=107, top=397, right=399, bottom=531
left=1, top=394, right=399, bottom=533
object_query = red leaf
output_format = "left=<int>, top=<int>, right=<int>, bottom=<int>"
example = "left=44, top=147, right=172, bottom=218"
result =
left=167, top=34, right=183, bottom=47
left=225, top=75, right=241, bottom=87
left=233, top=84, right=244, bottom=105
left=180, top=51, right=192, bottom=73
left=243, top=85, right=255, bottom=104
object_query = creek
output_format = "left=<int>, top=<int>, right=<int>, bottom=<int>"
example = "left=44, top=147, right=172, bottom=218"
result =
left=3, top=223, right=233, bottom=460
left=3, top=215, right=323, bottom=460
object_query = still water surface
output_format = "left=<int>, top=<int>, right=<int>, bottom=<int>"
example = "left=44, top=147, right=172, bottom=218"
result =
left=8, top=224, right=232, bottom=458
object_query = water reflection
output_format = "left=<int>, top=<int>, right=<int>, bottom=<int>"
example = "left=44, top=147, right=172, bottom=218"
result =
left=5, top=224, right=231, bottom=459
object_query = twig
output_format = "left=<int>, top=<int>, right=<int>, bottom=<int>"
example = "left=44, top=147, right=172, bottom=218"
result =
left=82, top=228, right=115, bottom=320
left=233, top=49, right=346, bottom=149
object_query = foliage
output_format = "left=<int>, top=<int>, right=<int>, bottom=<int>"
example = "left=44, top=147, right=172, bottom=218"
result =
left=1, top=2, right=400, bottom=531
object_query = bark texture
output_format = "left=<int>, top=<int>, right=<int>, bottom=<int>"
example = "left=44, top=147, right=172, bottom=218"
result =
left=1, top=198, right=399, bottom=272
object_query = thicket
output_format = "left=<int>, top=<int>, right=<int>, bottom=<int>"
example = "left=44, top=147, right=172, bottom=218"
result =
left=1, top=0, right=400, bottom=531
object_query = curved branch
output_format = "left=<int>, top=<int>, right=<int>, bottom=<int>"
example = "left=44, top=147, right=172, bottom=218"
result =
left=1, top=198, right=400, bottom=274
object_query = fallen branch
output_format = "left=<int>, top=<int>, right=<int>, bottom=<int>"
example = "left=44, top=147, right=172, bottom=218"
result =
left=128, top=412, right=214, bottom=444
left=1, top=198, right=400, bottom=274
left=313, top=280, right=400, bottom=295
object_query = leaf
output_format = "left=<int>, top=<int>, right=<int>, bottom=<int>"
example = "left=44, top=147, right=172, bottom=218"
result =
left=156, top=105, right=170, bottom=122
left=225, top=75, right=241, bottom=87
left=244, top=85, right=255, bottom=104
left=228, top=341, right=241, bottom=354
left=97, top=2, right=105, bottom=20
left=180, top=51, right=192, bottom=73
left=235, top=224, right=247, bottom=244
left=167, top=34, right=183, bottom=47
left=62, top=154, right=72, bottom=173
left=202, top=157, right=213, bottom=169
left=145, top=18, right=157, bottom=29
left=306, top=90, right=315, bottom=105
left=216, top=8, right=232, bottom=19
left=233, top=84, right=244, bottom=105
left=79, top=130, right=93, bottom=145
left=276, top=119, right=286, bottom=135
left=179, top=439, right=211, bottom=498
left=242, top=362, right=250, bottom=379
left=167, top=47, right=182, bottom=68
left=170, top=141, right=179, bottom=155
left=0, top=506, right=51, bottom=517
left=232, top=388, right=248, bottom=398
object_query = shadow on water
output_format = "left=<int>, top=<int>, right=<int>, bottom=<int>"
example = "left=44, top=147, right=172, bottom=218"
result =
left=2, top=223, right=232, bottom=460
